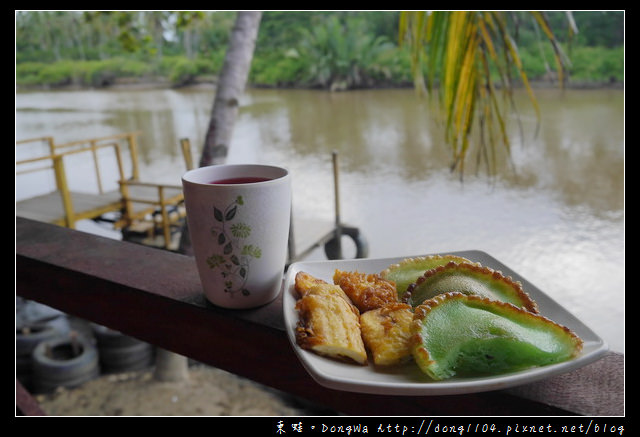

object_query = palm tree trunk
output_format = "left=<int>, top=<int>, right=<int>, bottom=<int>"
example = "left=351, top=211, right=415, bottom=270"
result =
left=199, top=11, right=262, bottom=167
left=177, top=11, right=262, bottom=258
left=161, top=13, right=262, bottom=380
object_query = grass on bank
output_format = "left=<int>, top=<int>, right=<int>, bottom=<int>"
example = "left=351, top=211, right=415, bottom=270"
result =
left=16, top=44, right=623, bottom=89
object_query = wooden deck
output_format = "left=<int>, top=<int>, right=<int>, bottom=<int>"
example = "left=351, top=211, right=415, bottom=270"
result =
left=16, top=190, right=123, bottom=227
left=15, top=184, right=183, bottom=228
left=16, top=192, right=355, bottom=265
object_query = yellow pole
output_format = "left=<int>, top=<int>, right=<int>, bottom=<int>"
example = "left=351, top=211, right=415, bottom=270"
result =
left=128, top=133, right=141, bottom=181
left=53, top=155, right=76, bottom=228
left=158, top=186, right=171, bottom=249
left=180, top=138, right=194, bottom=170
left=90, top=140, right=104, bottom=194
left=332, top=150, right=342, bottom=259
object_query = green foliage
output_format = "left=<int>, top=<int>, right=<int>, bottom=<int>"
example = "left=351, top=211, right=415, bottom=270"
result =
left=250, top=50, right=306, bottom=87
left=295, top=15, right=397, bottom=89
left=398, top=11, right=574, bottom=177
left=15, top=62, right=48, bottom=86
left=34, top=61, right=77, bottom=87
left=511, top=43, right=624, bottom=84
left=15, top=55, right=225, bottom=88
left=167, top=57, right=198, bottom=85
left=78, top=58, right=153, bottom=86
left=16, top=58, right=156, bottom=87
left=571, top=11, right=624, bottom=48
left=15, top=11, right=624, bottom=89
left=517, top=47, right=553, bottom=80
left=568, top=46, right=624, bottom=82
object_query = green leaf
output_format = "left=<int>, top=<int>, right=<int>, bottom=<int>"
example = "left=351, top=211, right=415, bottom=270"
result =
left=206, top=254, right=225, bottom=269
left=225, top=205, right=237, bottom=221
left=399, top=11, right=569, bottom=178
left=231, top=223, right=251, bottom=238
left=214, top=207, right=224, bottom=222
left=241, top=244, right=262, bottom=259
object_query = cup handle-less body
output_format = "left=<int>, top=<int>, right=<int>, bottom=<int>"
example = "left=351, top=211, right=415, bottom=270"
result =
left=182, top=165, right=291, bottom=309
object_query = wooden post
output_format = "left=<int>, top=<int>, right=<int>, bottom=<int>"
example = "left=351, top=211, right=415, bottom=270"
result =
left=153, top=349, right=189, bottom=382
left=332, top=150, right=343, bottom=259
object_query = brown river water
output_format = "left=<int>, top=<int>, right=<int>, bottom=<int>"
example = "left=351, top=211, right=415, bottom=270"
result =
left=15, top=86, right=624, bottom=353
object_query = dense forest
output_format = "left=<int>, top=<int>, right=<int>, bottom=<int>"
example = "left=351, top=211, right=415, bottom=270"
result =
left=15, top=11, right=624, bottom=89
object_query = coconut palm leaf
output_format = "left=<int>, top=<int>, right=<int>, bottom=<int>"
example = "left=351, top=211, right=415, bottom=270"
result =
left=399, top=11, right=569, bottom=178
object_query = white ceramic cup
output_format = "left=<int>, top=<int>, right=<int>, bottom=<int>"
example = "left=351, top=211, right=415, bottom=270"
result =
left=182, top=164, right=291, bottom=309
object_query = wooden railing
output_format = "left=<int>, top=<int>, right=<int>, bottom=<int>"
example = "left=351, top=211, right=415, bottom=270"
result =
left=15, top=217, right=624, bottom=417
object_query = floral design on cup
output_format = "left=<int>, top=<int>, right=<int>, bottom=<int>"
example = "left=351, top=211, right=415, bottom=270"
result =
left=206, top=195, right=261, bottom=297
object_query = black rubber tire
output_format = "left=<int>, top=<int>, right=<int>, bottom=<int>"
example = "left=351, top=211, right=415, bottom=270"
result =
left=92, top=324, right=154, bottom=373
left=324, top=226, right=369, bottom=260
left=16, top=323, right=61, bottom=390
left=31, top=334, right=99, bottom=394
left=98, top=342, right=155, bottom=373
left=16, top=323, right=60, bottom=357
left=92, top=324, right=142, bottom=348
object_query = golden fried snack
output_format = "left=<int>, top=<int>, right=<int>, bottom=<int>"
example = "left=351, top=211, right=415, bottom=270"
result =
left=295, top=271, right=351, bottom=302
left=333, top=269, right=398, bottom=313
left=294, top=271, right=367, bottom=365
left=360, top=303, right=414, bottom=366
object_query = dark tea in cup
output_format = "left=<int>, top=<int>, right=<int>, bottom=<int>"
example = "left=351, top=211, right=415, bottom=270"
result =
left=209, top=177, right=272, bottom=184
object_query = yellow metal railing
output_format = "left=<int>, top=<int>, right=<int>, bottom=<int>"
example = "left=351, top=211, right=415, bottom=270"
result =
left=47, top=131, right=142, bottom=191
left=116, top=180, right=184, bottom=249
left=16, top=132, right=191, bottom=249
left=16, top=136, right=134, bottom=228
left=16, top=132, right=140, bottom=194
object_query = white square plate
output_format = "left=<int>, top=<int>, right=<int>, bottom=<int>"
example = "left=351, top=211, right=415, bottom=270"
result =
left=282, top=250, right=608, bottom=395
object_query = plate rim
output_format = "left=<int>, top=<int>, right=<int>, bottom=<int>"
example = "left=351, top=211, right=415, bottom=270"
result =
left=282, top=250, right=609, bottom=396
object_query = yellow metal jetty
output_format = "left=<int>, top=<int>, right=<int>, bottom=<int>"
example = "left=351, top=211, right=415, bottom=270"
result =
left=16, top=134, right=368, bottom=260
left=16, top=132, right=185, bottom=250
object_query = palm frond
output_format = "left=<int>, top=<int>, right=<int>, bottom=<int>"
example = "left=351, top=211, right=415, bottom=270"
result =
left=399, top=10, right=569, bottom=178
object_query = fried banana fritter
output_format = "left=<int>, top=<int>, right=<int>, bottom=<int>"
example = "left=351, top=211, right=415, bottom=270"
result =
left=333, top=269, right=398, bottom=313
left=295, top=271, right=351, bottom=301
left=360, top=303, right=414, bottom=366
left=294, top=271, right=367, bottom=365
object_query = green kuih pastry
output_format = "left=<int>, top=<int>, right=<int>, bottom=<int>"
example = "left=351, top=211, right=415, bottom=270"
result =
left=404, top=262, right=539, bottom=313
left=411, top=292, right=583, bottom=380
left=380, top=255, right=477, bottom=298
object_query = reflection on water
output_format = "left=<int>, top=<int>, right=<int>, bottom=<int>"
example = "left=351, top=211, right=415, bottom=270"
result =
left=16, top=86, right=624, bottom=353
